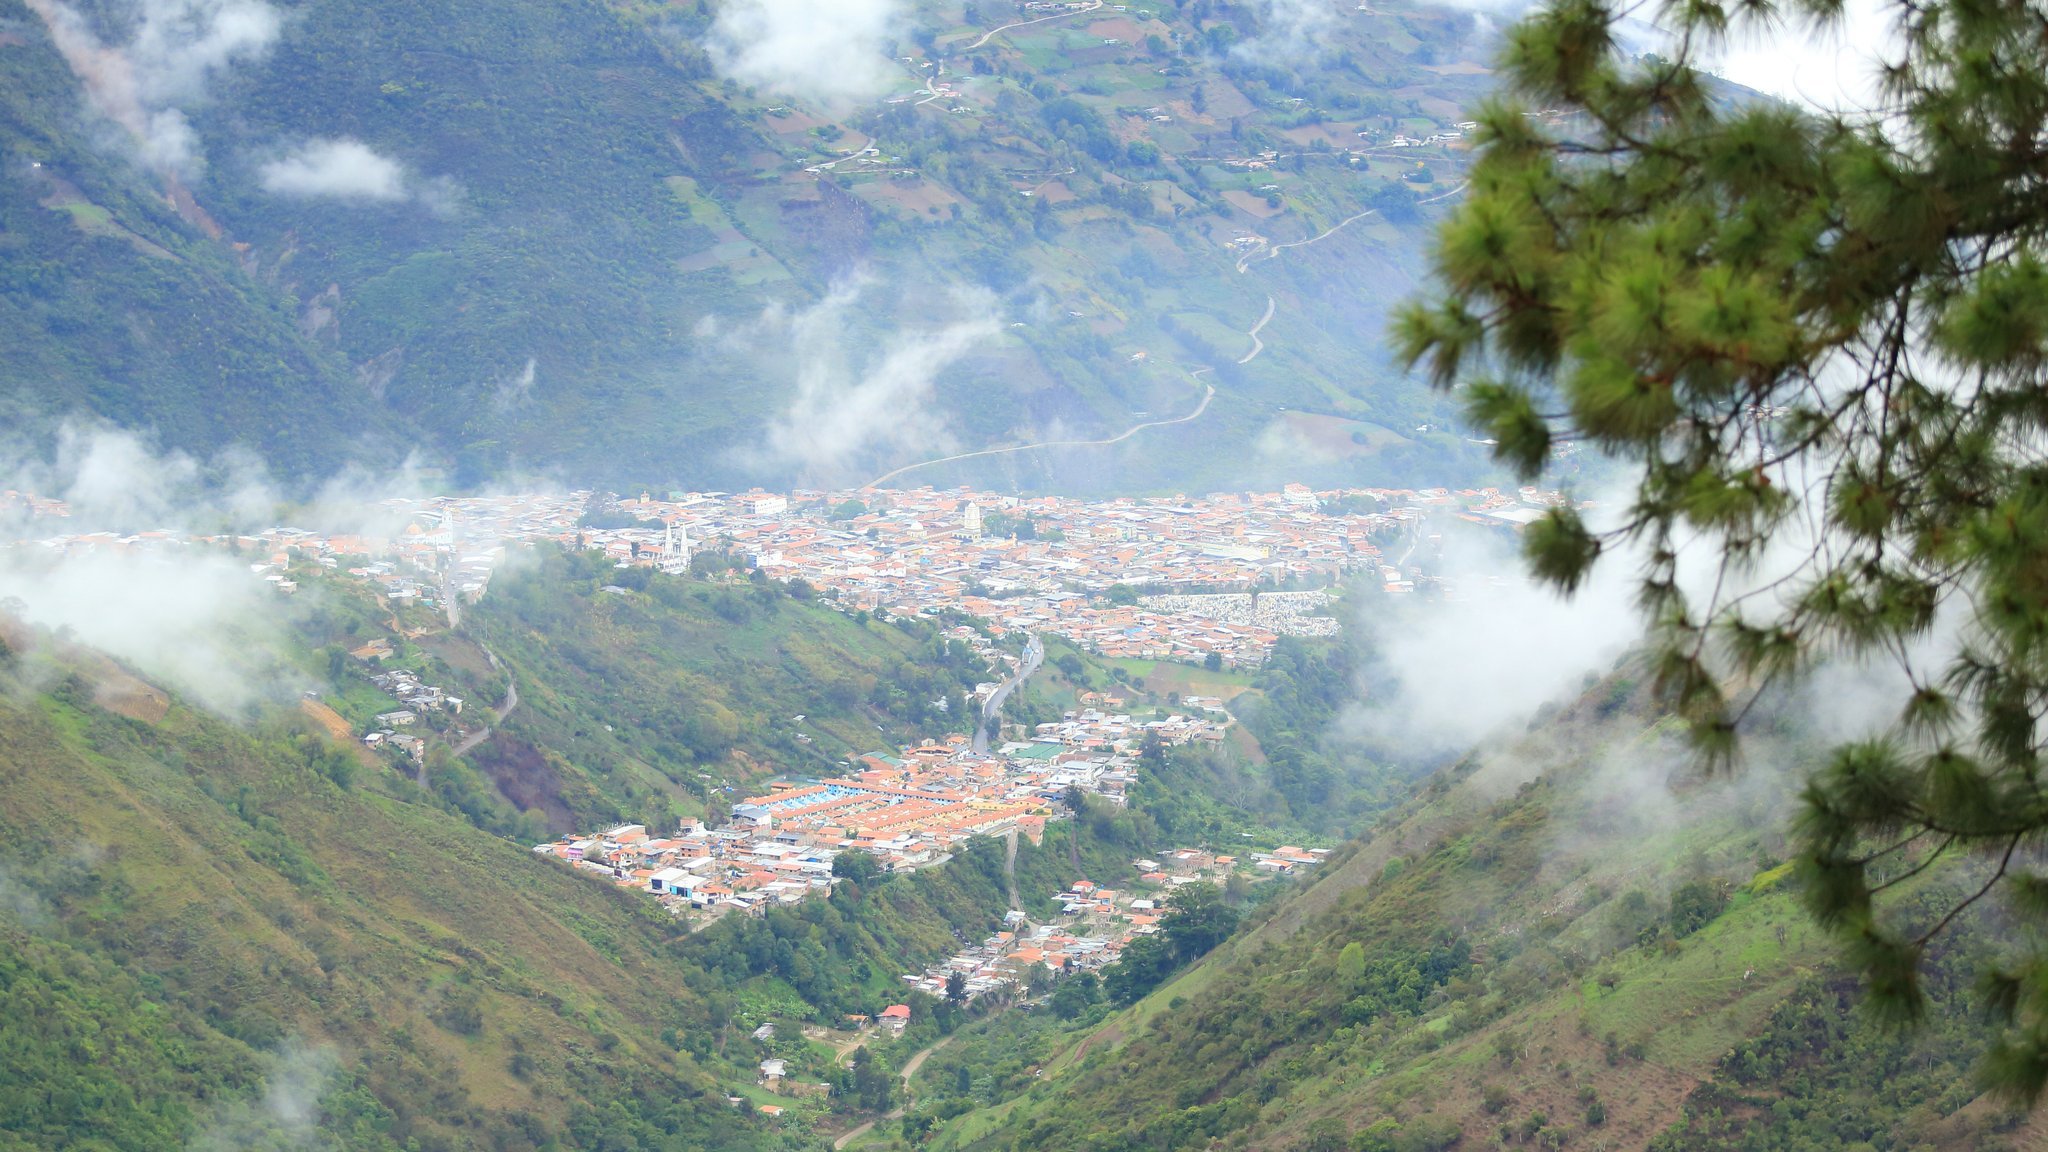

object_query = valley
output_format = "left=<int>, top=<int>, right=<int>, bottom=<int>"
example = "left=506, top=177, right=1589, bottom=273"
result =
left=3, top=0, right=2046, bottom=1147
left=4, top=466, right=2038, bottom=1151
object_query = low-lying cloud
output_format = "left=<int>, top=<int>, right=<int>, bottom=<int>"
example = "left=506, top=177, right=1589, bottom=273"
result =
left=1344, top=511, right=1644, bottom=762
left=187, top=1040, right=338, bottom=1152
left=0, top=423, right=444, bottom=720
left=1234, top=0, right=1339, bottom=62
left=724, top=280, right=1000, bottom=485
left=0, top=424, right=302, bottom=714
left=23, top=0, right=282, bottom=175
left=259, top=137, right=463, bottom=213
left=705, top=0, right=905, bottom=107
left=260, top=138, right=406, bottom=201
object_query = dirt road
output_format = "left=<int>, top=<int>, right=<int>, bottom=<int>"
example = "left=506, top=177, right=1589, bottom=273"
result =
left=832, top=1035, right=957, bottom=1151
left=450, top=648, right=518, bottom=758
left=964, top=0, right=1102, bottom=49
left=1239, top=295, right=1275, bottom=364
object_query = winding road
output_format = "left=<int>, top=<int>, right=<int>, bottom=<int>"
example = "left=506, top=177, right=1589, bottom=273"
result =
left=963, top=0, right=1103, bottom=49
left=855, top=144, right=1470, bottom=490
left=450, top=647, right=518, bottom=758
left=1238, top=296, right=1276, bottom=364
left=832, top=1035, right=958, bottom=1151
left=864, top=377, right=1215, bottom=489
left=1234, top=181, right=1469, bottom=275
left=973, top=633, right=1043, bottom=755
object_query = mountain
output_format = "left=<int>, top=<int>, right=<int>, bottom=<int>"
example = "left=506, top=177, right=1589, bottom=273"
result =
left=0, top=613, right=774, bottom=1152
left=0, top=571, right=1155, bottom=1150
left=909, top=672, right=2048, bottom=1152
left=1, top=0, right=1503, bottom=490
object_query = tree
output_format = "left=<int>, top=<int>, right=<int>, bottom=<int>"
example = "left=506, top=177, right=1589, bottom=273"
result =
left=1162, top=883, right=1239, bottom=958
left=945, top=971, right=968, bottom=1004
left=832, top=851, right=884, bottom=889
left=1336, top=940, right=1367, bottom=986
left=1049, top=971, right=1101, bottom=1019
left=1396, top=0, right=2048, bottom=1102
left=1023, top=961, right=1053, bottom=996
left=849, top=1046, right=894, bottom=1112
left=1104, top=934, right=1174, bottom=1005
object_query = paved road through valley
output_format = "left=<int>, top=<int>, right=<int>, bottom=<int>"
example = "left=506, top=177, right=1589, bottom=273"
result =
left=973, top=633, right=1042, bottom=756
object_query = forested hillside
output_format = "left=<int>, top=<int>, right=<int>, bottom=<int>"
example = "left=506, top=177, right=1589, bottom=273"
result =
left=909, top=674, right=2048, bottom=1152
left=445, top=546, right=997, bottom=832
left=0, top=622, right=774, bottom=1151
left=0, top=0, right=1510, bottom=490
left=0, top=528, right=1408, bottom=1149
left=0, top=592, right=1149, bottom=1149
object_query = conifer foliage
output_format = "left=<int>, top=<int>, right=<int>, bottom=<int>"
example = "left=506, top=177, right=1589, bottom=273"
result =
left=1397, top=0, right=2048, bottom=1102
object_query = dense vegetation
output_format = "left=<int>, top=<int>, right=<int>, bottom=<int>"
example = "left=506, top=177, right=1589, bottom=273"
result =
left=1399, top=0, right=2048, bottom=1100
left=0, top=598, right=1138, bottom=1149
left=919, top=677, right=2043, bottom=1151
left=1, top=0, right=1501, bottom=490
left=0, top=6, right=392, bottom=476
left=0, top=631, right=777, bottom=1151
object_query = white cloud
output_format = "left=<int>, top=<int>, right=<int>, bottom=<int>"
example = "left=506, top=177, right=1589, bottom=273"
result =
left=187, top=1040, right=338, bottom=1152
left=259, top=138, right=410, bottom=202
left=1700, top=0, right=1894, bottom=115
left=706, top=0, right=905, bottom=107
left=0, top=424, right=298, bottom=715
left=735, top=279, right=999, bottom=484
left=22, top=0, right=281, bottom=175
left=1344, top=515, right=1644, bottom=760
left=1233, top=0, right=1339, bottom=63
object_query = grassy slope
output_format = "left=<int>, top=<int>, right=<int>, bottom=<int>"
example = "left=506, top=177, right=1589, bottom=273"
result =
left=0, top=590, right=1115, bottom=1150
left=0, top=636, right=776, bottom=1152
left=931, top=679, right=2047, bottom=1152
left=447, top=548, right=991, bottom=832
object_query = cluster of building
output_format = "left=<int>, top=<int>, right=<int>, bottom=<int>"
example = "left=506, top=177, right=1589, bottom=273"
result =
left=4, top=482, right=1570, bottom=671
left=351, top=658, right=466, bottom=760
left=533, top=694, right=1235, bottom=920
left=1134, top=589, right=1341, bottom=638
left=902, top=843, right=1328, bottom=1002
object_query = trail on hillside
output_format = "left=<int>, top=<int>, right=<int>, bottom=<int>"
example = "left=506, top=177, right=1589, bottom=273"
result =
left=1004, top=828, right=1022, bottom=915
left=964, top=0, right=1103, bottom=49
left=833, top=1035, right=958, bottom=1151
left=864, top=373, right=1215, bottom=489
left=1234, top=181, right=1468, bottom=274
left=1221, top=181, right=1469, bottom=374
left=1239, top=296, right=1276, bottom=364
left=859, top=176, right=1467, bottom=489
left=450, top=647, right=518, bottom=758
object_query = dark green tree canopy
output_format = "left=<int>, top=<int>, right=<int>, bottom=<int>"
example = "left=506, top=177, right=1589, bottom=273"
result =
left=1398, top=0, right=2048, bottom=1103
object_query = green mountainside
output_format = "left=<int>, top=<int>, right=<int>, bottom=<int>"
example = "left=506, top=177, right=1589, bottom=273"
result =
left=0, top=544, right=1386, bottom=1150
left=3, top=541, right=2041, bottom=1150
left=1, top=0, right=1501, bottom=489
left=896, top=676, right=2048, bottom=1152
left=0, top=625, right=772, bottom=1152
left=0, top=589, right=1141, bottom=1150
